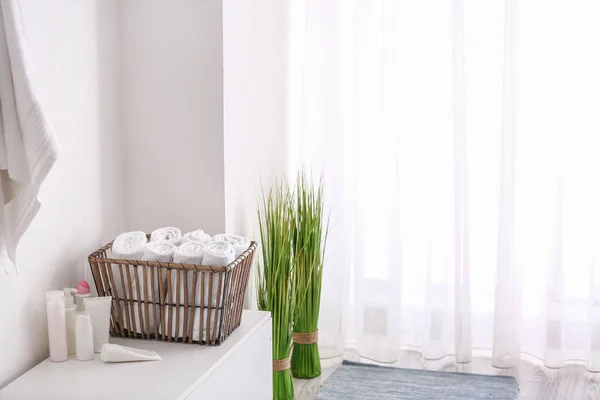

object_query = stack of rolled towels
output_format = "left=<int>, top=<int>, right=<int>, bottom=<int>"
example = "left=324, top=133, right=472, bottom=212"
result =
left=111, top=227, right=251, bottom=341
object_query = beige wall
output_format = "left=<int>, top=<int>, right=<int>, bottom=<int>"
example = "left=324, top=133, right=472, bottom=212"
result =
left=121, top=0, right=226, bottom=234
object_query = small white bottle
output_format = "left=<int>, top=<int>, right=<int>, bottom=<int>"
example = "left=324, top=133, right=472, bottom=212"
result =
left=64, top=296, right=77, bottom=355
left=47, top=298, right=68, bottom=362
left=75, top=312, right=94, bottom=361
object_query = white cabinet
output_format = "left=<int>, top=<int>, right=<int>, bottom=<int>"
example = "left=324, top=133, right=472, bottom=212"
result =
left=0, top=310, right=272, bottom=399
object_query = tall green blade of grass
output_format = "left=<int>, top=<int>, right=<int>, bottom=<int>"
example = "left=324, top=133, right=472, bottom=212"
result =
left=291, top=171, right=328, bottom=379
left=257, top=178, right=296, bottom=399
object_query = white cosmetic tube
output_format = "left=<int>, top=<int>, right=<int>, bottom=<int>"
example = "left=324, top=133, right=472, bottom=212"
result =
left=100, top=344, right=162, bottom=363
left=83, top=296, right=112, bottom=352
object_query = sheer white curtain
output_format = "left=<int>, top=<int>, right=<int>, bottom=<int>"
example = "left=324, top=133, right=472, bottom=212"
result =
left=288, top=0, right=600, bottom=370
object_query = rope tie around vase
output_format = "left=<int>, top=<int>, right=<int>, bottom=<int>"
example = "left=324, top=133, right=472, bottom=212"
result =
left=273, top=357, right=292, bottom=371
left=293, top=330, right=318, bottom=345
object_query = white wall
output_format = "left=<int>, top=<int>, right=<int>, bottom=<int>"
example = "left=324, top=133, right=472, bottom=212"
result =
left=223, top=0, right=290, bottom=237
left=0, top=0, right=124, bottom=387
left=121, top=0, right=225, bottom=235
left=0, top=0, right=265, bottom=386
left=223, top=0, right=291, bottom=307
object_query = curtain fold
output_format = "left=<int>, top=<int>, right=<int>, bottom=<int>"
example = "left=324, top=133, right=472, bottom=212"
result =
left=288, top=0, right=600, bottom=369
left=492, top=0, right=520, bottom=369
left=451, top=0, right=471, bottom=365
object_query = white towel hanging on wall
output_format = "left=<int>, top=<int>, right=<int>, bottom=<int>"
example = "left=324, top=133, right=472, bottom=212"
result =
left=0, top=1, right=59, bottom=273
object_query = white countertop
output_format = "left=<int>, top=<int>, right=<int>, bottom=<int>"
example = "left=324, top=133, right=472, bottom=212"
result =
left=0, top=310, right=271, bottom=399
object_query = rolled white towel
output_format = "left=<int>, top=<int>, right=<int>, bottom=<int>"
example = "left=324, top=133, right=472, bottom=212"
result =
left=110, top=232, right=148, bottom=310
left=172, top=241, right=222, bottom=306
left=150, top=227, right=182, bottom=246
left=170, top=241, right=205, bottom=309
left=163, top=241, right=231, bottom=341
left=112, top=231, right=148, bottom=259
left=123, top=241, right=176, bottom=335
left=173, top=241, right=205, bottom=264
left=181, top=229, right=211, bottom=245
left=212, top=234, right=250, bottom=257
left=201, top=241, right=233, bottom=310
left=162, top=307, right=221, bottom=342
left=203, top=241, right=236, bottom=266
left=143, top=241, right=176, bottom=262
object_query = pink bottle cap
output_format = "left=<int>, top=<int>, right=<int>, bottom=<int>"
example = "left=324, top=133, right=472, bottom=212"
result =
left=76, top=280, right=90, bottom=295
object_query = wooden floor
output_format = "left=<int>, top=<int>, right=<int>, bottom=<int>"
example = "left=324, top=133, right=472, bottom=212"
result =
left=294, top=350, right=600, bottom=399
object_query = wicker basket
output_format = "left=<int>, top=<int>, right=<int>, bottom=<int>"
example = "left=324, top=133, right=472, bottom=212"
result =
left=88, top=237, right=257, bottom=345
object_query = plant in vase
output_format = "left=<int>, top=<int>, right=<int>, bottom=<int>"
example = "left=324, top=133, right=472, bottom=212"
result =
left=257, top=179, right=296, bottom=400
left=291, top=171, right=328, bottom=379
